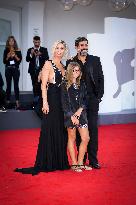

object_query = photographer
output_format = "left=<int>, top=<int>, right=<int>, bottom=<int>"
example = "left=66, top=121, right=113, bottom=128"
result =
left=3, top=36, right=22, bottom=109
left=26, top=36, right=49, bottom=106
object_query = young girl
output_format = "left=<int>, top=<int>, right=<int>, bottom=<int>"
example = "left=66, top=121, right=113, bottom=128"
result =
left=61, top=62, right=92, bottom=172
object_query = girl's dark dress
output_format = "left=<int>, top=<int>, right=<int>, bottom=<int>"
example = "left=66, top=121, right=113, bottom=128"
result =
left=61, top=81, right=88, bottom=128
left=15, top=61, right=69, bottom=174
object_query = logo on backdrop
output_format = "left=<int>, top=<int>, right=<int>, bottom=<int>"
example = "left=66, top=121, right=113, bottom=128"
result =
left=113, top=48, right=135, bottom=98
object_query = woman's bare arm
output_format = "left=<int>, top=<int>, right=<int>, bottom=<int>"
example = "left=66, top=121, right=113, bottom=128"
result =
left=41, top=61, right=52, bottom=114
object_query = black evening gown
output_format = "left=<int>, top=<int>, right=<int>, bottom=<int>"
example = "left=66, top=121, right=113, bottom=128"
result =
left=15, top=61, right=70, bottom=174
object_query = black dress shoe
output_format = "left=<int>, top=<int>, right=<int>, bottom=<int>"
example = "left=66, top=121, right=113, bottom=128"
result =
left=90, top=163, right=101, bottom=169
left=32, top=171, right=40, bottom=176
left=83, top=152, right=87, bottom=164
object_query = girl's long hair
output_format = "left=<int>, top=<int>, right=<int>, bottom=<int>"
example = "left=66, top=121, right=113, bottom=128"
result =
left=65, top=61, right=82, bottom=90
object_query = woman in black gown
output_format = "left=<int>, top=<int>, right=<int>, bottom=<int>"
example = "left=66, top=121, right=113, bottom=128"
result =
left=15, top=40, right=70, bottom=175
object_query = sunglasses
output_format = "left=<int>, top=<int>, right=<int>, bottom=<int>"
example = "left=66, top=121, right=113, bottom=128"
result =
left=73, top=69, right=80, bottom=72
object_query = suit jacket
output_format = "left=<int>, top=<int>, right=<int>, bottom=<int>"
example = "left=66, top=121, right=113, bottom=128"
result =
left=66, top=54, right=104, bottom=111
left=26, top=46, right=49, bottom=74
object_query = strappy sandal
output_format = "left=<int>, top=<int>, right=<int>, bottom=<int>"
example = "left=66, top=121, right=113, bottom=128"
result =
left=79, top=165, right=92, bottom=171
left=71, top=165, right=82, bottom=172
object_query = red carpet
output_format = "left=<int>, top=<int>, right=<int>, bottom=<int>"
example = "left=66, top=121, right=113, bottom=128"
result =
left=0, top=123, right=136, bottom=205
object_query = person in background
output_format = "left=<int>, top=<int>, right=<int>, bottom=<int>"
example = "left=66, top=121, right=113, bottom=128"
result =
left=67, top=37, right=104, bottom=169
left=26, top=36, right=49, bottom=107
left=61, top=62, right=92, bottom=172
left=3, top=35, right=22, bottom=109
left=0, top=72, right=6, bottom=112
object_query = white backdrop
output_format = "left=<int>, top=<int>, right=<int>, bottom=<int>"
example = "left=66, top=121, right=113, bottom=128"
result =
left=87, top=17, right=136, bottom=113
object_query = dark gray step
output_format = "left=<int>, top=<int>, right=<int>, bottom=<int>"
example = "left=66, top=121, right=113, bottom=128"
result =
left=0, top=109, right=136, bottom=130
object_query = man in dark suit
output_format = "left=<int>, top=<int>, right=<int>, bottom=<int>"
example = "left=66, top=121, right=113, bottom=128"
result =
left=26, top=36, right=49, bottom=104
left=67, top=37, right=104, bottom=169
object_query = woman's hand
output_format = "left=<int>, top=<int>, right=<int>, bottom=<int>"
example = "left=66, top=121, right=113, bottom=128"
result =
left=7, top=52, right=11, bottom=59
left=10, top=51, right=15, bottom=58
left=42, top=103, right=49, bottom=114
left=71, top=115, right=79, bottom=125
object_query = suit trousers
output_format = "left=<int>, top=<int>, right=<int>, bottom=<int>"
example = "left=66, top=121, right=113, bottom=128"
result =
left=87, top=109, right=98, bottom=164
left=76, top=98, right=99, bottom=164
left=30, top=72, right=41, bottom=98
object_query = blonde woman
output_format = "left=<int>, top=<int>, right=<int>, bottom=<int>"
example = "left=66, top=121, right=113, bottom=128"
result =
left=61, top=62, right=92, bottom=172
left=15, top=40, right=70, bottom=175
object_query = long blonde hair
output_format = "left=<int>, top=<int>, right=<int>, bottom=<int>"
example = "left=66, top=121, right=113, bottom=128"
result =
left=51, top=40, right=70, bottom=60
left=65, top=62, right=82, bottom=90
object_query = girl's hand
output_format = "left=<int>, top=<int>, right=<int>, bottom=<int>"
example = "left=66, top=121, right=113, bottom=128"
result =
left=42, top=103, right=49, bottom=114
left=74, top=107, right=83, bottom=119
left=71, top=115, right=79, bottom=125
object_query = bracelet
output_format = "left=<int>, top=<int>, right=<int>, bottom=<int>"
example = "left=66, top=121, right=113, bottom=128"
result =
left=43, top=101, right=47, bottom=105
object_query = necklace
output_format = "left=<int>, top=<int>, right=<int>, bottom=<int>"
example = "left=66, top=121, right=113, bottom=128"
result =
left=73, top=83, right=78, bottom=89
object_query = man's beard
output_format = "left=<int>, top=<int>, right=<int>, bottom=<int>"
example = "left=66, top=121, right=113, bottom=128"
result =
left=80, top=49, right=88, bottom=56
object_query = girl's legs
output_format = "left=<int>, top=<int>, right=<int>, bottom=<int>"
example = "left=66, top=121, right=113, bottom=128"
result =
left=77, top=127, right=90, bottom=165
left=67, top=128, right=77, bottom=165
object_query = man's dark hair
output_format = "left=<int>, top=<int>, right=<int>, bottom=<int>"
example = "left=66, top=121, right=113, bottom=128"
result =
left=33, top=36, right=40, bottom=41
left=75, top=37, right=88, bottom=47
